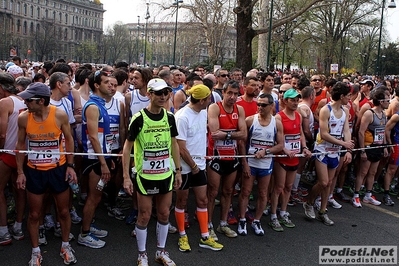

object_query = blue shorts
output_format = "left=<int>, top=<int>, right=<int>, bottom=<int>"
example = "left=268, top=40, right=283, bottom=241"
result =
left=25, top=164, right=69, bottom=195
left=250, top=163, right=273, bottom=178
left=314, top=150, right=339, bottom=169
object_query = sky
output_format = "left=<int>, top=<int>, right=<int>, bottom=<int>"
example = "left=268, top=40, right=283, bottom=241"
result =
left=101, top=0, right=399, bottom=42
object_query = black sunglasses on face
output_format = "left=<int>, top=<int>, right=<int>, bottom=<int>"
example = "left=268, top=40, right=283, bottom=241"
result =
left=312, top=79, right=321, bottom=82
left=151, top=89, right=171, bottom=96
left=257, top=102, right=272, bottom=107
left=279, top=91, right=287, bottom=94
left=25, top=97, right=41, bottom=102
left=220, top=74, right=229, bottom=78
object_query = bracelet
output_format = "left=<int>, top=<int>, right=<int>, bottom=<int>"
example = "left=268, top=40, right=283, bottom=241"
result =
left=191, top=163, right=197, bottom=169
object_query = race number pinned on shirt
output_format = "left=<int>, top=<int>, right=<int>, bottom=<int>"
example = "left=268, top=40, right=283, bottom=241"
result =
left=325, top=134, right=342, bottom=152
left=105, top=134, right=113, bottom=154
left=284, top=134, right=301, bottom=153
left=373, top=128, right=384, bottom=145
left=248, top=139, right=273, bottom=154
left=142, top=149, right=171, bottom=174
left=28, top=140, right=61, bottom=165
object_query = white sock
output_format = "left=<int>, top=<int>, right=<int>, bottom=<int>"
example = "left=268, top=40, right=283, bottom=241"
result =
left=61, top=241, right=69, bottom=248
left=13, top=222, right=22, bottom=231
left=0, top=226, right=8, bottom=235
left=156, top=222, right=168, bottom=249
left=32, top=247, right=40, bottom=253
left=292, top=173, right=301, bottom=191
left=135, top=225, right=147, bottom=253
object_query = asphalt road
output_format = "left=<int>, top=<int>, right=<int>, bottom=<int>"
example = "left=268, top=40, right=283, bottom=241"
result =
left=1, top=187, right=399, bottom=266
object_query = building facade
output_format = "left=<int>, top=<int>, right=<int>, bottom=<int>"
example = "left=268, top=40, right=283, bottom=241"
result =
left=0, top=0, right=104, bottom=62
left=125, top=21, right=237, bottom=67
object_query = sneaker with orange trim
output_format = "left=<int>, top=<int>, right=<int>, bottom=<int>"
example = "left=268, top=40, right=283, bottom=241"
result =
left=227, top=211, right=238, bottom=225
left=60, top=244, right=77, bottom=265
left=352, top=197, right=362, bottom=208
left=29, top=251, right=42, bottom=266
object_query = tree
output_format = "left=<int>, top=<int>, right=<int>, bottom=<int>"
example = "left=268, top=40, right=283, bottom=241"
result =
left=381, top=43, right=399, bottom=75
left=104, top=23, right=130, bottom=64
left=34, top=18, right=58, bottom=61
left=235, top=0, right=327, bottom=72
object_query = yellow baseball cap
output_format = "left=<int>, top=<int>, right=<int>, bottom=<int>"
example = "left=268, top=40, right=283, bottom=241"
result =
left=188, top=84, right=211, bottom=100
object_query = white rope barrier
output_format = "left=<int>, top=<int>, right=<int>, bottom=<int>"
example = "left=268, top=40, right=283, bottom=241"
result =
left=1, top=144, right=394, bottom=159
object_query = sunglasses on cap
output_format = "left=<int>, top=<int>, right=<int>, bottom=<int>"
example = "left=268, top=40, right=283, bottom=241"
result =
left=150, top=89, right=171, bottom=96
left=257, top=102, right=272, bottom=107
left=25, top=97, right=41, bottom=102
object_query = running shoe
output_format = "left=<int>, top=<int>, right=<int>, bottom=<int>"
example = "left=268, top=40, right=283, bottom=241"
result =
left=54, top=227, right=75, bottom=241
left=389, top=186, right=398, bottom=196
left=316, top=212, right=334, bottom=226
left=155, top=250, right=176, bottom=266
left=352, top=197, right=362, bottom=208
left=107, top=207, right=126, bottom=221
left=209, top=228, right=218, bottom=242
left=29, top=251, right=42, bottom=266
left=38, top=227, right=47, bottom=246
left=291, top=193, right=305, bottom=204
left=298, top=186, right=309, bottom=197
left=0, top=232, right=12, bottom=245
left=287, top=196, right=296, bottom=206
left=137, top=253, right=149, bottom=266
left=237, top=220, right=247, bottom=236
left=372, top=183, right=384, bottom=194
left=125, top=209, right=138, bottom=225
left=77, top=233, right=105, bottom=248
left=44, top=214, right=55, bottom=231
left=328, top=197, right=342, bottom=209
left=303, top=202, right=316, bottom=219
left=178, top=235, right=191, bottom=252
left=168, top=224, right=178, bottom=234
left=184, top=212, right=190, bottom=229
left=314, top=198, right=321, bottom=211
left=131, top=228, right=136, bottom=237
left=251, top=221, right=264, bottom=236
left=227, top=210, right=238, bottom=225
left=90, top=224, right=108, bottom=238
left=70, top=208, right=82, bottom=224
left=216, top=225, right=237, bottom=238
left=269, top=218, right=283, bottom=232
left=245, top=211, right=254, bottom=223
left=334, top=191, right=350, bottom=203
left=214, top=199, right=220, bottom=206
left=383, top=195, right=395, bottom=206
left=279, top=214, right=295, bottom=228
left=263, top=204, right=270, bottom=216
left=199, top=237, right=223, bottom=251
left=60, top=244, right=77, bottom=265
left=363, top=195, right=381, bottom=206
left=9, top=226, right=24, bottom=240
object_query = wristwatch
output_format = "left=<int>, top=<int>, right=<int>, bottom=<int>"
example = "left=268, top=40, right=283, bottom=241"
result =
left=175, top=167, right=182, bottom=172
left=265, top=149, right=271, bottom=155
left=67, top=163, right=75, bottom=169
left=226, top=132, right=232, bottom=140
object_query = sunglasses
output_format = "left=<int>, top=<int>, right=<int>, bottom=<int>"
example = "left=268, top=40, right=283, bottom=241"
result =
left=151, top=89, right=171, bottom=96
left=257, top=102, right=272, bottom=107
left=219, top=74, right=229, bottom=78
left=25, top=97, right=41, bottom=102
left=279, top=90, right=287, bottom=94
left=312, top=79, right=322, bottom=82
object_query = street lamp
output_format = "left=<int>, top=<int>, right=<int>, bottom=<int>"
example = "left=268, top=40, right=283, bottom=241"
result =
left=266, top=0, right=274, bottom=71
left=143, top=3, right=150, bottom=67
left=172, top=0, right=183, bottom=66
left=136, top=16, right=140, bottom=64
left=375, top=0, right=396, bottom=75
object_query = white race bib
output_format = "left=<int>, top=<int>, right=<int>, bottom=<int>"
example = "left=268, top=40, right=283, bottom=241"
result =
left=28, top=140, right=61, bottom=165
left=142, top=149, right=171, bottom=174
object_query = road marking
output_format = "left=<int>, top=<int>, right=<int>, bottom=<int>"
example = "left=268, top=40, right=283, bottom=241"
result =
left=363, top=203, right=399, bottom=218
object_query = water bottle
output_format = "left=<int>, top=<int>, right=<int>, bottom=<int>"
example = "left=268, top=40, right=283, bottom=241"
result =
left=68, top=175, right=79, bottom=194
left=131, top=166, right=137, bottom=180
left=96, top=178, right=105, bottom=191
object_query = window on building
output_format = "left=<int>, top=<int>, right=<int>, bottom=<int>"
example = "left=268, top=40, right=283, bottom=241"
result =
left=37, top=7, right=40, bottom=18
left=45, top=9, right=48, bottom=18
left=65, top=14, right=68, bottom=24
left=64, top=28, right=68, bottom=40
left=23, top=4, right=27, bottom=15
left=16, top=2, right=20, bottom=13
left=30, top=5, right=33, bottom=17
left=59, top=12, right=61, bottom=22
left=9, top=0, right=12, bottom=11
left=17, top=19, right=21, bottom=33
left=23, top=21, right=27, bottom=34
